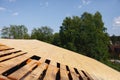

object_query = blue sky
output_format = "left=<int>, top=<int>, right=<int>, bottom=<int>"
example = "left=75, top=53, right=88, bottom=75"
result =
left=0, top=0, right=120, bottom=36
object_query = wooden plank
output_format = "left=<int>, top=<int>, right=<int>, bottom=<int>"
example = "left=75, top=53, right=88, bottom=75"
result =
left=49, top=60, right=56, bottom=66
left=0, top=54, right=31, bottom=74
left=0, top=44, right=5, bottom=46
left=39, top=57, right=46, bottom=63
left=78, top=70, right=88, bottom=80
left=24, top=63, right=48, bottom=80
left=0, top=75, right=10, bottom=80
left=0, top=49, right=21, bottom=56
left=83, top=71, right=94, bottom=80
left=60, top=64, right=67, bottom=70
left=60, top=64, right=69, bottom=80
left=60, top=69, right=69, bottom=80
left=43, top=65, right=59, bottom=80
left=0, top=52, right=26, bottom=62
left=8, top=59, right=38, bottom=80
left=0, top=45, right=9, bottom=48
left=0, top=46, right=12, bottom=51
left=69, top=67, right=79, bottom=80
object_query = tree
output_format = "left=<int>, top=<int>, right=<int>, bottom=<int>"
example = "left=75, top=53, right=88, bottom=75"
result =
left=1, top=27, right=11, bottom=38
left=60, top=16, right=81, bottom=51
left=52, top=33, right=61, bottom=46
left=110, top=35, right=120, bottom=44
left=59, top=12, right=110, bottom=61
left=31, top=26, right=53, bottom=43
left=1, top=25, right=29, bottom=39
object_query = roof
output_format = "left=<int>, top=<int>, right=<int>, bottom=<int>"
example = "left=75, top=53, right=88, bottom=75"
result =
left=0, top=39, right=120, bottom=80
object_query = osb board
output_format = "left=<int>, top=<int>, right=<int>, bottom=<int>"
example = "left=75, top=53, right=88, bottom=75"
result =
left=0, top=39, right=120, bottom=80
left=0, top=46, right=93, bottom=80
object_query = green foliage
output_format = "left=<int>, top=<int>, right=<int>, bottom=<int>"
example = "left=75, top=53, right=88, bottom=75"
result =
left=59, top=12, right=110, bottom=61
left=1, top=25, right=29, bottom=39
left=60, top=16, right=81, bottom=51
left=52, top=33, right=61, bottom=46
left=110, top=35, right=120, bottom=44
left=1, top=27, right=10, bottom=38
left=31, top=26, right=53, bottom=43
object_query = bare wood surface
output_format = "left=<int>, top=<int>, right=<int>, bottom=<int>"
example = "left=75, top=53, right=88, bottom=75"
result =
left=39, top=57, right=46, bottom=63
left=78, top=70, right=88, bottom=80
left=0, top=44, right=5, bottom=46
left=0, top=54, right=31, bottom=74
left=0, top=49, right=21, bottom=56
left=0, top=39, right=120, bottom=80
left=69, top=67, right=79, bottom=80
left=0, top=46, right=12, bottom=51
left=0, top=52, right=26, bottom=62
left=8, top=59, right=38, bottom=80
left=60, top=69, right=69, bottom=80
left=0, top=75, right=10, bottom=80
left=83, top=71, right=94, bottom=80
left=60, top=64, right=69, bottom=80
left=43, top=65, right=59, bottom=80
left=60, top=64, right=66, bottom=70
left=24, top=63, right=48, bottom=80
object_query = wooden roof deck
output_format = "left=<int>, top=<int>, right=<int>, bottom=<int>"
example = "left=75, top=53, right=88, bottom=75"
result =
left=0, top=39, right=120, bottom=80
left=0, top=44, right=94, bottom=80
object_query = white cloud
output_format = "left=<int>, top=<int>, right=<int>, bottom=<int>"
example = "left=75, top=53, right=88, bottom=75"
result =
left=82, top=0, right=91, bottom=5
left=8, top=0, right=16, bottom=2
left=40, top=1, right=49, bottom=8
left=113, top=16, right=120, bottom=27
left=78, top=5, right=82, bottom=9
left=12, top=12, right=19, bottom=16
left=77, top=0, right=91, bottom=9
left=45, top=2, right=49, bottom=7
left=0, top=7, right=6, bottom=11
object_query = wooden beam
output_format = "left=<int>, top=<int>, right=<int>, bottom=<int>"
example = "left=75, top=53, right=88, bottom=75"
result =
left=60, top=69, right=69, bottom=80
left=0, top=52, right=26, bottom=62
left=0, top=45, right=13, bottom=51
left=0, top=75, right=10, bottom=80
left=0, top=49, right=21, bottom=57
left=60, top=64, right=69, bottom=80
left=83, top=71, right=94, bottom=80
left=78, top=70, right=88, bottom=80
left=43, top=65, right=59, bottom=80
left=0, top=54, right=31, bottom=74
left=39, top=57, right=46, bottom=63
left=8, top=59, right=38, bottom=80
left=69, top=67, right=79, bottom=80
left=24, top=63, right=48, bottom=80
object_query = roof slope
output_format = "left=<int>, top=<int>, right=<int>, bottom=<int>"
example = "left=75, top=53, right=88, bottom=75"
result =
left=0, top=39, right=120, bottom=80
